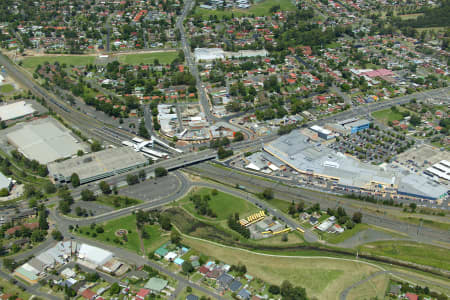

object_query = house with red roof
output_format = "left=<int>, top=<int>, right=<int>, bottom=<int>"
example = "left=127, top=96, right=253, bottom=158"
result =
left=136, top=288, right=150, bottom=300
left=81, top=289, right=96, bottom=300
left=405, top=293, right=418, bottom=300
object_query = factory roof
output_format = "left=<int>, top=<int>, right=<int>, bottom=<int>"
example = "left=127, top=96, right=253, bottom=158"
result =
left=0, top=101, right=35, bottom=121
left=343, top=119, right=370, bottom=129
left=398, top=174, right=448, bottom=199
left=79, top=244, right=113, bottom=266
left=6, top=118, right=84, bottom=164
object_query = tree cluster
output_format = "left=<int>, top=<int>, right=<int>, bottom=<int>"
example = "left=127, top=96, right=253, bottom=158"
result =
left=227, top=213, right=250, bottom=239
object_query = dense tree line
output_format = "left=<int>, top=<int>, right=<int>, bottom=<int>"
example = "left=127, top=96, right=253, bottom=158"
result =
left=227, top=213, right=250, bottom=238
left=391, top=0, right=450, bottom=28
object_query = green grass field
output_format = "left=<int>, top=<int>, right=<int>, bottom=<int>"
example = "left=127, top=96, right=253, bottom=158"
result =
left=358, top=241, right=450, bottom=271
left=21, top=55, right=96, bottom=70
left=195, top=0, right=295, bottom=17
left=118, top=52, right=178, bottom=65
left=371, top=108, right=404, bottom=124
left=184, top=236, right=380, bottom=299
left=346, top=273, right=389, bottom=300
left=96, top=195, right=142, bottom=209
left=0, top=84, right=15, bottom=93
left=77, top=215, right=142, bottom=254
left=182, top=187, right=259, bottom=221
left=142, top=224, right=168, bottom=253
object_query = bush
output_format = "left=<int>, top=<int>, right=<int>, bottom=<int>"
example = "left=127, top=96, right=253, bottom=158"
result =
left=126, top=174, right=139, bottom=185
left=269, top=285, right=280, bottom=295
left=70, top=173, right=80, bottom=187
left=0, top=188, right=9, bottom=197
left=155, top=167, right=168, bottom=178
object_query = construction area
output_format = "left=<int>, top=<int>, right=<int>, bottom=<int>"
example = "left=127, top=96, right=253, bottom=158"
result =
left=48, top=147, right=149, bottom=185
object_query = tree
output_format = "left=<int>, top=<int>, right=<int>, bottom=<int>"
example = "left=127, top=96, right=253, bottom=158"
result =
left=233, top=131, right=244, bottom=142
left=182, top=261, right=194, bottom=274
left=269, top=285, right=280, bottom=295
left=170, top=230, right=181, bottom=244
left=126, top=174, right=139, bottom=185
left=44, top=182, right=57, bottom=194
left=410, top=114, right=421, bottom=126
left=81, top=189, right=96, bottom=202
left=90, top=140, right=102, bottom=152
left=71, top=173, right=80, bottom=187
left=159, top=215, right=171, bottom=230
left=155, top=167, right=168, bottom=178
left=138, top=169, right=146, bottom=181
left=51, top=230, right=63, bottom=241
left=352, top=212, right=362, bottom=224
left=110, top=282, right=120, bottom=295
left=262, top=188, right=274, bottom=200
left=3, top=258, right=17, bottom=272
left=99, top=181, right=111, bottom=195
left=409, top=202, right=417, bottom=212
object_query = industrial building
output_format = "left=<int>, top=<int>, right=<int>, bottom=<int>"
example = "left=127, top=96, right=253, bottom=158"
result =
left=310, top=125, right=334, bottom=140
left=48, top=147, right=148, bottom=185
left=194, top=48, right=225, bottom=61
left=6, top=118, right=86, bottom=164
left=424, top=160, right=450, bottom=181
left=326, top=118, right=371, bottom=135
left=0, top=101, right=35, bottom=121
left=263, top=130, right=448, bottom=201
left=194, top=48, right=268, bottom=62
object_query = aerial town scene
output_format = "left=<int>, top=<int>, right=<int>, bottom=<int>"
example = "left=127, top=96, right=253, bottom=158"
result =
left=0, top=0, right=448, bottom=299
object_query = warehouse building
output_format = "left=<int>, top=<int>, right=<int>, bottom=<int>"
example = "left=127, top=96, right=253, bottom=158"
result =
left=194, top=48, right=225, bottom=61
left=0, top=101, right=35, bottom=121
left=263, top=130, right=448, bottom=200
left=6, top=118, right=86, bottom=164
left=48, top=146, right=148, bottom=185
left=194, top=48, right=268, bottom=62
left=327, top=118, right=371, bottom=135
left=310, top=125, right=334, bottom=140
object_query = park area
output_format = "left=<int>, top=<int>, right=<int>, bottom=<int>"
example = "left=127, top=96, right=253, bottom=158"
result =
left=181, top=187, right=259, bottom=221
left=76, top=215, right=167, bottom=255
left=20, top=55, right=96, bottom=71
left=20, top=51, right=178, bottom=71
left=117, top=51, right=178, bottom=65
left=194, top=0, right=295, bottom=17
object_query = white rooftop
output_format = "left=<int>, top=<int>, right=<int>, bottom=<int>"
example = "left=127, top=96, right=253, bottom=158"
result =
left=0, top=101, right=35, bottom=121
